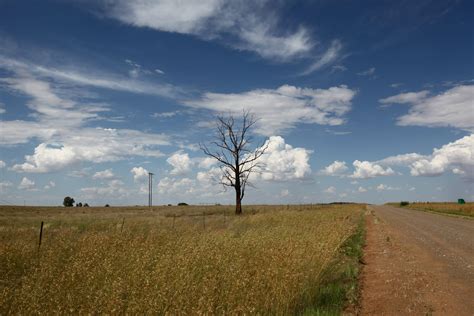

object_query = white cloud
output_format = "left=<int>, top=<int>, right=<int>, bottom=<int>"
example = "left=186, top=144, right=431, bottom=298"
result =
left=379, top=90, right=429, bottom=106
left=350, top=160, right=395, bottom=179
left=0, top=181, right=13, bottom=191
left=357, top=67, right=376, bottom=77
left=409, top=187, right=416, bottom=191
left=348, top=134, right=474, bottom=181
left=12, top=128, right=168, bottom=173
left=158, top=177, right=196, bottom=196
left=0, top=160, right=5, bottom=168
left=167, top=151, right=193, bottom=175
left=197, top=157, right=217, bottom=169
left=0, top=102, right=5, bottom=114
left=324, top=186, right=336, bottom=194
left=258, top=136, right=312, bottom=181
left=0, top=57, right=172, bottom=173
left=407, top=134, right=473, bottom=178
left=44, top=181, right=56, bottom=190
left=18, top=177, right=35, bottom=190
left=131, top=166, right=149, bottom=181
left=81, top=179, right=129, bottom=199
left=380, top=85, right=474, bottom=131
left=358, top=186, right=367, bottom=193
left=152, top=111, right=179, bottom=119
left=302, top=40, right=342, bottom=75
left=196, top=167, right=223, bottom=185
left=186, top=84, right=356, bottom=136
left=377, top=153, right=425, bottom=166
left=280, top=189, right=290, bottom=197
left=376, top=184, right=400, bottom=191
left=0, top=55, right=182, bottom=99
left=92, top=169, right=115, bottom=180
left=320, top=160, right=348, bottom=176
left=102, top=0, right=314, bottom=61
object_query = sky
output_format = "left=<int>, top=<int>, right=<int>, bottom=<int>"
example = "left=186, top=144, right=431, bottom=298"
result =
left=0, top=0, right=473, bottom=206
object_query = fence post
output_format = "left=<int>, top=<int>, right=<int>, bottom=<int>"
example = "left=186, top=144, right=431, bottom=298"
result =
left=121, top=218, right=125, bottom=233
left=38, top=221, right=44, bottom=250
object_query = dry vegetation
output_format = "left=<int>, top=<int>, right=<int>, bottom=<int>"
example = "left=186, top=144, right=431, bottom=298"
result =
left=396, top=202, right=474, bottom=217
left=0, top=204, right=365, bottom=314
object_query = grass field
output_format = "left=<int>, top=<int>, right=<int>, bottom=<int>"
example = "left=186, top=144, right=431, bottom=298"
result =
left=0, top=204, right=365, bottom=314
left=392, top=202, right=474, bottom=217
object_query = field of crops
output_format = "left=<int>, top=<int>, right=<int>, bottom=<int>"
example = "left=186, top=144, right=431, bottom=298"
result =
left=396, top=202, right=474, bottom=217
left=0, top=204, right=365, bottom=314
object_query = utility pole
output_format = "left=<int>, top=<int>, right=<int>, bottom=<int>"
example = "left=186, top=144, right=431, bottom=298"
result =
left=148, top=172, right=154, bottom=208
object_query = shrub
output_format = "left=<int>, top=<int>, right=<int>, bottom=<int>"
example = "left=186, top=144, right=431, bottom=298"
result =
left=400, top=201, right=409, bottom=206
left=177, top=202, right=188, bottom=206
left=105, top=204, right=110, bottom=207
left=63, top=196, right=75, bottom=207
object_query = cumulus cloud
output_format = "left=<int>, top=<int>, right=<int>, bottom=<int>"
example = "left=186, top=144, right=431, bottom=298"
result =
left=257, top=136, right=312, bottom=181
left=0, top=102, right=5, bottom=114
left=324, top=186, right=336, bottom=194
left=376, top=184, right=400, bottom=191
left=92, top=169, right=115, bottom=180
left=198, top=157, right=217, bottom=169
left=350, top=160, right=395, bottom=179
left=131, top=167, right=149, bottom=181
left=12, top=129, right=168, bottom=173
left=44, top=181, right=56, bottom=190
left=158, top=177, right=196, bottom=195
left=406, top=134, right=473, bottom=178
left=348, top=134, right=474, bottom=181
left=358, top=186, right=367, bottom=193
left=186, top=84, right=356, bottom=136
left=102, top=0, right=314, bottom=61
left=167, top=151, right=193, bottom=175
left=18, top=177, right=35, bottom=190
left=0, top=160, right=5, bottom=168
left=380, top=85, right=474, bottom=131
left=81, top=179, right=128, bottom=199
left=320, top=160, right=348, bottom=176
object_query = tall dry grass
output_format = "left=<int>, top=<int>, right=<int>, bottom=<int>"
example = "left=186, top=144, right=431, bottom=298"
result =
left=401, top=202, right=474, bottom=217
left=0, top=204, right=364, bottom=314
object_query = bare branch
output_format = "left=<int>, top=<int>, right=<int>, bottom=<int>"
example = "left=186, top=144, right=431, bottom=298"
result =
left=200, top=111, right=267, bottom=214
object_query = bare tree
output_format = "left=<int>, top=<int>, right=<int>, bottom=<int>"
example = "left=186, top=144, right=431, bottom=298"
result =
left=200, top=111, right=267, bottom=215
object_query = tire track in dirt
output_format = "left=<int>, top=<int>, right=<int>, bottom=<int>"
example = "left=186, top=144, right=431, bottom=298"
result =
left=360, top=205, right=474, bottom=315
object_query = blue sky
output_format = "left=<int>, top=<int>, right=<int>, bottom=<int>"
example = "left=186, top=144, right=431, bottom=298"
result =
left=0, top=0, right=473, bottom=206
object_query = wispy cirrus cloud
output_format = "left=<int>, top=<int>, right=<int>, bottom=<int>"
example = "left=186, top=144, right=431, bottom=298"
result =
left=101, top=0, right=314, bottom=62
left=301, top=40, right=343, bottom=75
left=0, top=56, right=172, bottom=173
left=0, top=55, right=184, bottom=99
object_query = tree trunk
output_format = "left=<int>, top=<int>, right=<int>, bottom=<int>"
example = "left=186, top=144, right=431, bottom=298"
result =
left=235, top=179, right=242, bottom=215
left=235, top=189, right=242, bottom=215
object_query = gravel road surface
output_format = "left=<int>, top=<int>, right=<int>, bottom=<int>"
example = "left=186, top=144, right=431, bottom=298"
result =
left=360, top=205, right=474, bottom=315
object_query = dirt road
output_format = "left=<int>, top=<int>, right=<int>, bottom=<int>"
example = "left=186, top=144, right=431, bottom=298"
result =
left=360, top=205, right=474, bottom=315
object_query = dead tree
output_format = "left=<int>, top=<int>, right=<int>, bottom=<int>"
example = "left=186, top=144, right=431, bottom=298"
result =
left=200, top=112, right=267, bottom=215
